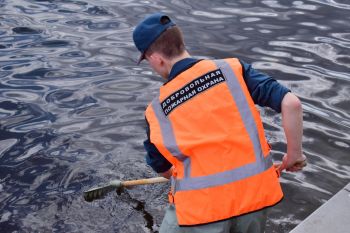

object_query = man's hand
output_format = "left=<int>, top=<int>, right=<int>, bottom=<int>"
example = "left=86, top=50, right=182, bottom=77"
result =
left=276, top=154, right=307, bottom=173
left=159, top=166, right=174, bottom=179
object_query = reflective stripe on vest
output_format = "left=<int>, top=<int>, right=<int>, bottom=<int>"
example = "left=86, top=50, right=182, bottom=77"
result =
left=151, top=98, right=192, bottom=179
left=150, top=59, right=272, bottom=192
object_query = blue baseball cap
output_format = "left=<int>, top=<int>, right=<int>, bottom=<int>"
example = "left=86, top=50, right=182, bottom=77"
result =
left=133, top=12, right=176, bottom=64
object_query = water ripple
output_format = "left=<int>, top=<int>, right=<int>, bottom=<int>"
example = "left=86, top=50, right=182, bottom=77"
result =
left=309, top=0, right=350, bottom=9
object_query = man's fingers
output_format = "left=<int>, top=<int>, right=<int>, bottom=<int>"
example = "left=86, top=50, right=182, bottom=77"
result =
left=294, top=159, right=307, bottom=169
left=286, top=166, right=301, bottom=172
left=286, top=161, right=307, bottom=172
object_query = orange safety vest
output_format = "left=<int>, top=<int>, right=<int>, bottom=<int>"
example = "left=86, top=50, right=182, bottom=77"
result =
left=145, top=58, right=283, bottom=225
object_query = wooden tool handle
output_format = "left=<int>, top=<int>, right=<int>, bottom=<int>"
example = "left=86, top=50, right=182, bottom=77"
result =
left=122, top=177, right=169, bottom=187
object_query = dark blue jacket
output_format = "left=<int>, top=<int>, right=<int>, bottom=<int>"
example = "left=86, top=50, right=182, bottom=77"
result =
left=144, top=58, right=290, bottom=173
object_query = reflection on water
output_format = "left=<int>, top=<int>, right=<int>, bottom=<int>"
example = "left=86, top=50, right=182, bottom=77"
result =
left=0, top=0, right=349, bottom=232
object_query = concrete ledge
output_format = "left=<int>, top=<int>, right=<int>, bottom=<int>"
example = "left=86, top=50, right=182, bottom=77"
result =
left=290, top=182, right=350, bottom=233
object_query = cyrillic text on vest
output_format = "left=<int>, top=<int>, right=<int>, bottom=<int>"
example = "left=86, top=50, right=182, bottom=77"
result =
left=161, top=69, right=226, bottom=116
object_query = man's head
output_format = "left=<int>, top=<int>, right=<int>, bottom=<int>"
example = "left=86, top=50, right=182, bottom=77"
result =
left=133, top=13, right=187, bottom=78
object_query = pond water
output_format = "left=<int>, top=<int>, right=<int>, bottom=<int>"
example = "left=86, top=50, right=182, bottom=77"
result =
left=0, top=0, right=349, bottom=232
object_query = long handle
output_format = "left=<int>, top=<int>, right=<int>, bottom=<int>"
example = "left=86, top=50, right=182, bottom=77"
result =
left=122, top=177, right=169, bottom=187
left=84, top=177, right=169, bottom=202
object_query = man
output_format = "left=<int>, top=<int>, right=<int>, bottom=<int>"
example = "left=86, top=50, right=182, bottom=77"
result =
left=133, top=12, right=306, bottom=233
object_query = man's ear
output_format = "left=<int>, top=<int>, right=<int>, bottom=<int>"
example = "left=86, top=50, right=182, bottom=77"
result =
left=152, top=52, right=165, bottom=66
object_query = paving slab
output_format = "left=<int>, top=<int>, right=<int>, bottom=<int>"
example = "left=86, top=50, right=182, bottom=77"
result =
left=290, top=182, right=350, bottom=233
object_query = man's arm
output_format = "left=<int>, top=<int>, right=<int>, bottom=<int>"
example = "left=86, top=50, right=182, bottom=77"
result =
left=279, top=92, right=306, bottom=172
left=239, top=60, right=306, bottom=171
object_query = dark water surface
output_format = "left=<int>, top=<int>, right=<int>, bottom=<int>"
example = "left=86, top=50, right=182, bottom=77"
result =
left=0, top=0, right=349, bottom=232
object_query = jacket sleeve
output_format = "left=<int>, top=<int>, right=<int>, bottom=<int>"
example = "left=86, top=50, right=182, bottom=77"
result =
left=240, top=60, right=290, bottom=113
left=144, top=118, right=172, bottom=173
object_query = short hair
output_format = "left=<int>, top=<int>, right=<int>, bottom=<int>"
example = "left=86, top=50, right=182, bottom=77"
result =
left=146, top=25, right=185, bottom=59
